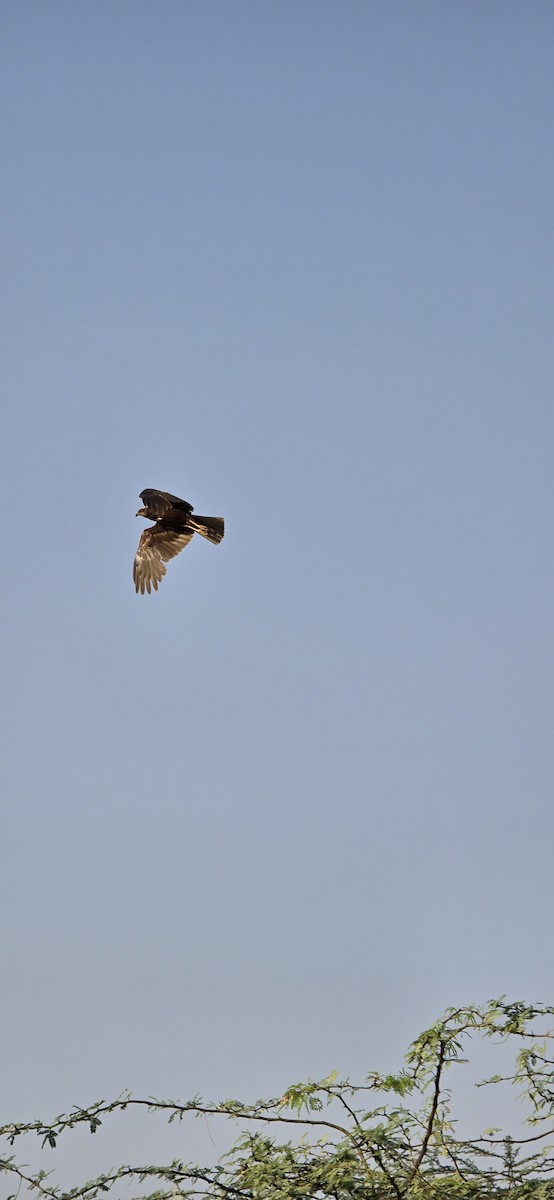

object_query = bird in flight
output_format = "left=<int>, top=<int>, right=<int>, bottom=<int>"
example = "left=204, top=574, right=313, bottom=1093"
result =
left=133, top=488, right=224, bottom=594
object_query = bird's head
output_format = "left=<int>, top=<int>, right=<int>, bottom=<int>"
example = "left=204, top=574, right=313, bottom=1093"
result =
left=136, top=506, right=149, bottom=518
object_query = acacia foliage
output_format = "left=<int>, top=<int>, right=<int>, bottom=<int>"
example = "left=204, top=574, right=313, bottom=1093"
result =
left=3, top=998, right=554, bottom=1199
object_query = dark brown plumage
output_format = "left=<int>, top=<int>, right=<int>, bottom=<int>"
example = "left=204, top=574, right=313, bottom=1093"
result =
left=133, top=489, right=224, bottom=594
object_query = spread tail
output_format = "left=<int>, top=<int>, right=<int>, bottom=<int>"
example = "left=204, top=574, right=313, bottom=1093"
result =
left=189, top=515, right=225, bottom=544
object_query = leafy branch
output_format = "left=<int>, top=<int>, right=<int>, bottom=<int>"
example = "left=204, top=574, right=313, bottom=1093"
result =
left=3, top=998, right=554, bottom=1200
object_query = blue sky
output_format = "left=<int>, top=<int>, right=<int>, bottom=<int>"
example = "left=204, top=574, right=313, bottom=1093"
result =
left=2, top=0, right=553, bottom=1179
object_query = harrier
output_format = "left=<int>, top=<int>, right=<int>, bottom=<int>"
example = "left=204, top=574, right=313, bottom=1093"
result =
left=133, top=489, right=224, bottom=594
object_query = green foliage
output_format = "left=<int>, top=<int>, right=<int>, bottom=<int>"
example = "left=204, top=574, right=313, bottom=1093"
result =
left=2, top=998, right=554, bottom=1199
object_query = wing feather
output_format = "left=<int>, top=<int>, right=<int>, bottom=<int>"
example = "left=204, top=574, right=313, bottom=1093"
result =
left=133, top=526, right=194, bottom=594
left=139, top=489, right=193, bottom=519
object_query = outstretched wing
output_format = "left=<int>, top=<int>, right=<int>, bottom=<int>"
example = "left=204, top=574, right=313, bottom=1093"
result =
left=133, top=525, right=195, bottom=594
left=139, top=489, right=193, bottom=519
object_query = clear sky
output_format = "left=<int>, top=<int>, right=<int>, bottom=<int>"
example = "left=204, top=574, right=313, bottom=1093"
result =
left=2, top=0, right=553, bottom=1181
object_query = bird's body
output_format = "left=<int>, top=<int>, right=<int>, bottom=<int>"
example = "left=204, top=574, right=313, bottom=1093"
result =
left=133, top=488, right=224, bottom=594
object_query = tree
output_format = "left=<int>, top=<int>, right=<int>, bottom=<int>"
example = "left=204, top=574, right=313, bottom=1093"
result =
left=2, top=998, right=554, bottom=1199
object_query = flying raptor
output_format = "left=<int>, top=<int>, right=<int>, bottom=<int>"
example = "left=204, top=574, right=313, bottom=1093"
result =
left=133, top=489, right=224, bottom=594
